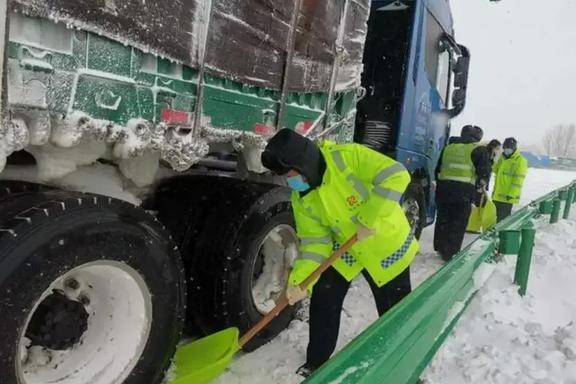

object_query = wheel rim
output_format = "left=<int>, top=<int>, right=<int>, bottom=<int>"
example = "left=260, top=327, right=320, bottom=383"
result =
left=251, top=224, right=299, bottom=314
left=403, top=197, right=421, bottom=231
left=17, top=261, right=153, bottom=384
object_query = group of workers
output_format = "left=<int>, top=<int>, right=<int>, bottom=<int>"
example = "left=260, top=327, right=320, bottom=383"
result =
left=434, top=125, right=528, bottom=261
left=260, top=125, right=527, bottom=377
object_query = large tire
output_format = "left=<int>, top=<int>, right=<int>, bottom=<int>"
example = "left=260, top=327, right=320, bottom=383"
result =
left=145, top=175, right=239, bottom=333
left=151, top=176, right=298, bottom=350
left=402, top=182, right=426, bottom=239
left=0, top=180, right=53, bottom=201
left=0, top=189, right=185, bottom=384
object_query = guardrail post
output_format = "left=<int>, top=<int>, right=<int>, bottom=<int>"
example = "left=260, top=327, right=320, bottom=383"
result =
left=514, top=227, right=536, bottom=296
left=539, top=200, right=553, bottom=215
left=498, top=229, right=520, bottom=255
left=550, top=198, right=562, bottom=224
left=563, top=189, right=574, bottom=220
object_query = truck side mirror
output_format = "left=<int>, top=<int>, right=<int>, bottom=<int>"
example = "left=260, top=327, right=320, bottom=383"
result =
left=453, top=56, right=470, bottom=88
left=452, top=88, right=466, bottom=108
left=454, top=55, right=469, bottom=74
left=446, top=43, right=470, bottom=118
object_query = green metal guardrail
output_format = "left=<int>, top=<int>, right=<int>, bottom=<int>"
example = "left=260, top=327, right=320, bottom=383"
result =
left=304, top=181, right=576, bottom=384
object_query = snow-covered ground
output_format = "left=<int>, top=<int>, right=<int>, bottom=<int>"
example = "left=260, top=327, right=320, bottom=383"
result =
left=6, top=163, right=572, bottom=383
left=423, top=169, right=576, bottom=384
left=217, top=168, right=576, bottom=384
left=423, top=217, right=576, bottom=383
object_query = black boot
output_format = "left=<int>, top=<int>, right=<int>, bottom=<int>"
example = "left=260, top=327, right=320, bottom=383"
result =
left=438, top=251, right=452, bottom=262
left=296, top=363, right=317, bottom=378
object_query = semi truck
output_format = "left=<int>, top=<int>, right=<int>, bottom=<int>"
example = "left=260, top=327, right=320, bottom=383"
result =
left=0, top=0, right=471, bottom=383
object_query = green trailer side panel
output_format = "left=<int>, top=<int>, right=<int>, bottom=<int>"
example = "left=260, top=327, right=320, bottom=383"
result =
left=136, top=87, right=156, bottom=123
left=87, top=35, right=132, bottom=77
left=282, top=104, right=321, bottom=132
left=49, top=73, right=74, bottom=112
left=8, top=13, right=356, bottom=143
left=73, top=75, right=139, bottom=124
left=203, top=76, right=278, bottom=132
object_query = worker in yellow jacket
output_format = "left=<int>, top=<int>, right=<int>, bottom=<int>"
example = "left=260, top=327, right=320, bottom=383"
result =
left=261, top=129, right=418, bottom=377
left=492, top=137, right=528, bottom=222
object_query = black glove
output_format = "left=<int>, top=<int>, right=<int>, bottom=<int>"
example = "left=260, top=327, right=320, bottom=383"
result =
left=475, top=179, right=487, bottom=193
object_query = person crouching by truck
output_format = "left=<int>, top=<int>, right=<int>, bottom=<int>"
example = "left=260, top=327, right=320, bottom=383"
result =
left=260, top=129, right=419, bottom=378
left=492, top=137, right=528, bottom=222
left=433, top=125, right=491, bottom=261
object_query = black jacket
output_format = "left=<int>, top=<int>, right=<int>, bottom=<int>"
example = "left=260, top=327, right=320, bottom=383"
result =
left=435, top=136, right=492, bottom=188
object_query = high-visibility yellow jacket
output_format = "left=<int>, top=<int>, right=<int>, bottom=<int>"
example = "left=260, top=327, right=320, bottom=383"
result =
left=289, top=141, right=419, bottom=289
left=438, top=143, right=478, bottom=185
left=492, top=150, right=528, bottom=204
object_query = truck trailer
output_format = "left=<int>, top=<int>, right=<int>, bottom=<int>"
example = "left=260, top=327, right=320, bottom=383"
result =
left=0, top=1, right=469, bottom=383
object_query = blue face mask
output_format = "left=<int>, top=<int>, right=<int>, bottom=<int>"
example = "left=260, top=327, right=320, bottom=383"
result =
left=287, top=175, right=310, bottom=192
left=503, top=148, right=514, bottom=156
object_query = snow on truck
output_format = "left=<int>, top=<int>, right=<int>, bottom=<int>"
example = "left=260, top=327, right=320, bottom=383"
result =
left=0, top=0, right=469, bottom=383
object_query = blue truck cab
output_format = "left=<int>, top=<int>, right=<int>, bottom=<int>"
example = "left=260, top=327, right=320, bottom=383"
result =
left=355, top=0, right=470, bottom=231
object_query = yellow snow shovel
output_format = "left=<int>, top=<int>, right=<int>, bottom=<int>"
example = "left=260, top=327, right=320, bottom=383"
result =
left=169, top=235, right=359, bottom=384
left=467, top=192, right=497, bottom=233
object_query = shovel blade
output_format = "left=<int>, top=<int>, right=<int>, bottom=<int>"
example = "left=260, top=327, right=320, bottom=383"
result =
left=169, top=328, right=240, bottom=384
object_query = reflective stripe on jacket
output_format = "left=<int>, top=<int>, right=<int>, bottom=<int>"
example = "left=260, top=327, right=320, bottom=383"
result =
left=289, top=141, right=419, bottom=289
left=492, top=150, right=528, bottom=204
left=438, top=143, right=478, bottom=184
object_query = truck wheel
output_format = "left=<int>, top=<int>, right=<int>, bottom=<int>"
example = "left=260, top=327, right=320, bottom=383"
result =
left=0, top=190, right=185, bottom=384
left=402, top=182, right=426, bottom=239
left=151, top=176, right=298, bottom=351
left=194, top=181, right=298, bottom=351
left=0, top=180, right=52, bottom=201
left=146, top=175, right=240, bottom=333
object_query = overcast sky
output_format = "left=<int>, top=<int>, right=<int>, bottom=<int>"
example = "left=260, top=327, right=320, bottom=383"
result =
left=450, top=0, right=576, bottom=149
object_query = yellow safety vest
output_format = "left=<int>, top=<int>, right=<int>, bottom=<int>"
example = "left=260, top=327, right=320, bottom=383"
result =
left=289, top=141, right=419, bottom=289
left=492, top=150, right=528, bottom=204
left=438, top=143, right=478, bottom=184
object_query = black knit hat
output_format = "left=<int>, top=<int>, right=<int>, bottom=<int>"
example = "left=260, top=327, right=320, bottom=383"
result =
left=461, top=125, right=484, bottom=142
left=503, top=137, right=518, bottom=150
left=261, top=129, right=325, bottom=187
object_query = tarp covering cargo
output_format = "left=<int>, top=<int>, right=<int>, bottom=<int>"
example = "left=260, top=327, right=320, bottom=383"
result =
left=11, top=0, right=369, bottom=92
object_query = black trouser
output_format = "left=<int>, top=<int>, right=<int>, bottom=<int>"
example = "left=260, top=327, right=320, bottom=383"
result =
left=306, top=266, right=411, bottom=368
left=434, top=180, right=475, bottom=260
left=494, top=201, right=513, bottom=222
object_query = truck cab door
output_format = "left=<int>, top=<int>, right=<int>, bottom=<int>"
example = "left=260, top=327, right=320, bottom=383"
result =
left=406, top=8, right=470, bottom=173
left=422, top=12, right=453, bottom=162
left=396, top=3, right=470, bottom=225
left=396, top=7, right=451, bottom=178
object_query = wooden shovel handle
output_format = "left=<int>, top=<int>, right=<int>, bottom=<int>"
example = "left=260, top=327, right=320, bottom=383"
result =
left=239, top=235, right=358, bottom=347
